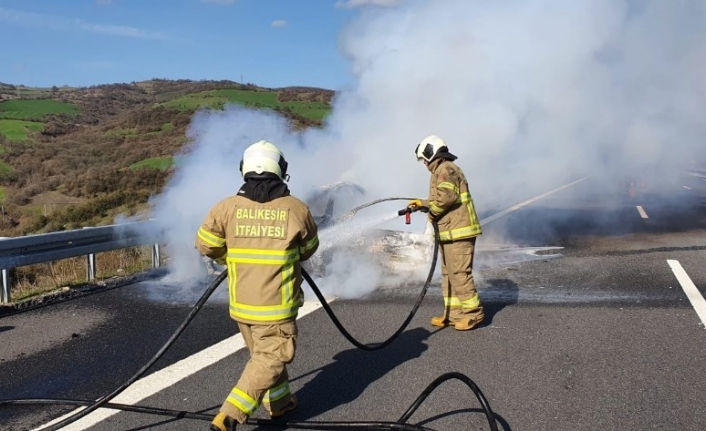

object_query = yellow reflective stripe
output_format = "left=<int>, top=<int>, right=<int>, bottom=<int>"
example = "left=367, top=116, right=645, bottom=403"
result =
left=443, top=294, right=480, bottom=310
left=229, top=247, right=298, bottom=256
left=438, top=181, right=459, bottom=193
left=438, top=225, right=482, bottom=241
left=463, top=192, right=482, bottom=236
left=433, top=182, right=459, bottom=215
left=227, top=247, right=299, bottom=265
left=461, top=295, right=480, bottom=309
left=224, top=247, right=303, bottom=322
left=300, top=235, right=319, bottom=254
left=227, top=388, right=259, bottom=416
left=282, top=263, right=294, bottom=304
left=439, top=226, right=477, bottom=239
left=436, top=187, right=482, bottom=241
left=429, top=202, right=444, bottom=215
left=198, top=227, right=225, bottom=247
left=263, top=381, right=292, bottom=403
left=229, top=302, right=301, bottom=321
left=444, top=296, right=461, bottom=306
left=228, top=261, right=237, bottom=303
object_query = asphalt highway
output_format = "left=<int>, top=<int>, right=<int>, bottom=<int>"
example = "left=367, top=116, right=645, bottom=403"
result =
left=1, top=173, right=705, bottom=431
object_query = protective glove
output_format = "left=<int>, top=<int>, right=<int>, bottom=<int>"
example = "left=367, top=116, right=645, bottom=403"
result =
left=214, top=256, right=227, bottom=266
left=408, top=199, right=424, bottom=209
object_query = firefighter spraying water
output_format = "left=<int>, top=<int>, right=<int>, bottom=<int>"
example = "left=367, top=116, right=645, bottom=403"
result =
left=408, top=135, right=485, bottom=331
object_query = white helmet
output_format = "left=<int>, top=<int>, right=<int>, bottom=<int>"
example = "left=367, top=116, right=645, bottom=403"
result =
left=415, top=135, right=448, bottom=162
left=240, top=140, right=289, bottom=180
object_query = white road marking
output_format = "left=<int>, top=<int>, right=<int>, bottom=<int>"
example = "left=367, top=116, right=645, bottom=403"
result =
left=636, top=206, right=649, bottom=219
left=33, top=300, right=328, bottom=431
left=682, top=186, right=692, bottom=190
left=481, top=177, right=588, bottom=225
left=667, top=260, right=706, bottom=328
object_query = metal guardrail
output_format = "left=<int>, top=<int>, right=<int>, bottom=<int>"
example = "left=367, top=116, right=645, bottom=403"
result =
left=0, top=220, right=161, bottom=304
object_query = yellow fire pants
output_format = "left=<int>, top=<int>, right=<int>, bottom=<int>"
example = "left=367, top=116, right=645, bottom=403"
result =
left=220, top=320, right=297, bottom=423
left=439, top=237, right=484, bottom=324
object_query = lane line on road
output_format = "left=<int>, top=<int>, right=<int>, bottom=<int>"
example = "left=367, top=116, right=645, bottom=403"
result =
left=682, top=186, right=692, bottom=190
left=34, top=300, right=328, bottom=431
left=481, top=177, right=588, bottom=225
left=667, top=260, right=706, bottom=328
left=636, top=206, right=649, bottom=219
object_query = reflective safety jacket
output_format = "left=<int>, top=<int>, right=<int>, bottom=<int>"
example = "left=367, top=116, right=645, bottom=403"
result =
left=195, top=195, right=319, bottom=325
left=421, top=158, right=482, bottom=242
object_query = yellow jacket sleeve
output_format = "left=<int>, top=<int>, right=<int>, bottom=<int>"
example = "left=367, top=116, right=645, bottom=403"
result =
left=429, top=165, right=460, bottom=217
left=195, top=206, right=227, bottom=261
left=298, top=209, right=319, bottom=262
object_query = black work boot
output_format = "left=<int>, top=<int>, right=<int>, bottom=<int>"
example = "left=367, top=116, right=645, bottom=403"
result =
left=210, top=412, right=237, bottom=431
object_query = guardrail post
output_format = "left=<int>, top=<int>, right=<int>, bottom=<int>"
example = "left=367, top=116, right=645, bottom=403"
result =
left=1, top=269, right=10, bottom=304
left=86, top=253, right=96, bottom=280
left=152, top=244, right=160, bottom=269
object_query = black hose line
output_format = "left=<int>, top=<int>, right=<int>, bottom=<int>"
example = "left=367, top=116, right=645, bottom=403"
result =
left=301, top=219, right=439, bottom=351
left=1, top=370, right=497, bottom=430
left=0, top=398, right=434, bottom=430
left=0, top=197, right=499, bottom=430
left=396, top=372, right=498, bottom=431
left=35, top=270, right=229, bottom=431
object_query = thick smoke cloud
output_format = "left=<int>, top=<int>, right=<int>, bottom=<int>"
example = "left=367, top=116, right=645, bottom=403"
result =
left=149, top=0, right=706, bottom=295
left=329, top=0, right=706, bottom=206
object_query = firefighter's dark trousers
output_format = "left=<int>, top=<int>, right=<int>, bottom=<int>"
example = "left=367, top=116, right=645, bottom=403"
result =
left=439, top=236, right=484, bottom=324
left=220, top=320, right=297, bottom=423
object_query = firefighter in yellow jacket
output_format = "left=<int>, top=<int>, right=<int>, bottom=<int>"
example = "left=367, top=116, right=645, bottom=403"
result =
left=195, top=140, right=319, bottom=431
left=409, top=135, right=484, bottom=331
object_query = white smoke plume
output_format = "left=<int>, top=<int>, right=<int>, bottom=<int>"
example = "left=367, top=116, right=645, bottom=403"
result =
left=148, top=0, right=706, bottom=297
left=329, top=0, right=706, bottom=206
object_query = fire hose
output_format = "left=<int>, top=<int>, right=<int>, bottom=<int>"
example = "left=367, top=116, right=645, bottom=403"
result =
left=302, top=201, right=433, bottom=351
left=0, top=198, right=499, bottom=431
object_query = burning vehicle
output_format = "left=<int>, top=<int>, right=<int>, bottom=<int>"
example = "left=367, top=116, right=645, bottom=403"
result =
left=301, top=182, right=435, bottom=277
left=203, top=181, right=564, bottom=278
left=203, top=182, right=437, bottom=277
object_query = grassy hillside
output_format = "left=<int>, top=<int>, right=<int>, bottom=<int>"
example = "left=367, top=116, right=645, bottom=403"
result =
left=0, top=119, right=45, bottom=140
left=0, top=99, right=79, bottom=120
left=162, top=88, right=330, bottom=120
left=129, top=156, right=175, bottom=171
left=0, top=80, right=334, bottom=236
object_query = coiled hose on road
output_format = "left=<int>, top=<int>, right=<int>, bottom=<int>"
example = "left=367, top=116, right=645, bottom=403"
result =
left=0, top=198, right=499, bottom=431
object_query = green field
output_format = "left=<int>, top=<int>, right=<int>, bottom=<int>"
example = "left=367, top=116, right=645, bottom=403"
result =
left=162, top=89, right=330, bottom=121
left=0, top=186, right=5, bottom=203
left=0, top=119, right=44, bottom=140
left=0, top=161, right=12, bottom=174
left=129, top=156, right=174, bottom=171
left=0, top=99, right=79, bottom=120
